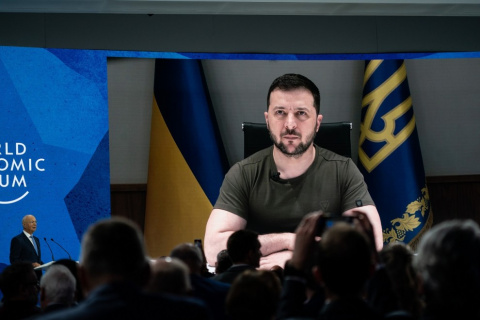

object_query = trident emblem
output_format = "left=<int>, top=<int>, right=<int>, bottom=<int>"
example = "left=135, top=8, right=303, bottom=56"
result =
left=359, top=60, right=416, bottom=173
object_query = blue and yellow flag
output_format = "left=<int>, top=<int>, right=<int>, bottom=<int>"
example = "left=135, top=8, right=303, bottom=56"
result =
left=358, top=59, right=433, bottom=249
left=144, top=59, right=228, bottom=257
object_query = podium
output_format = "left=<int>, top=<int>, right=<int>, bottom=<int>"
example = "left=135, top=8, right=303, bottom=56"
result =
left=34, top=261, right=55, bottom=270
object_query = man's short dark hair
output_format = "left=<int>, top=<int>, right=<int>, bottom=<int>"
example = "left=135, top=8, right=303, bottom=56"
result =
left=226, top=270, right=281, bottom=320
left=227, top=229, right=260, bottom=263
left=267, top=73, right=321, bottom=114
left=315, top=222, right=372, bottom=297
left=80, top=217, right=148, bottom=283
left=0, top=262, right=37, bottom=300
left=215, top=249, right=232, bottom=274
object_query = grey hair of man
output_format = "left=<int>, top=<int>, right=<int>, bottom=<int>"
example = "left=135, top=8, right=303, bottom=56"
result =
left=147, top=257, right=192, bottom=295
left=79, top=217, right=149, bottom=285
left=40, top=264, right=76, bottom=306
left=413, top=219, right=480, bottom=316
left=170, top=243, right=204, bottom=274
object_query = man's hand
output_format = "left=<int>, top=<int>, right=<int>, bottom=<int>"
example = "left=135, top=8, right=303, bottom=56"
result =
left=343, top=209, right=380, bottom=263
left=290, top=212, right=322, bottom=270
left=344, top=205, right=383, bottom=251
left=258, top=232, right=295, bottom=257
left=205, top=209, right=297, bottom=267
left=259, top=250, right=293, bottom=270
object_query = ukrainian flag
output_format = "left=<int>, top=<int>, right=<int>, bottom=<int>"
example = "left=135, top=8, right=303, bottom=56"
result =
left=358, top=59, right=433, bottom=249
left=144, top=59, right=228, bottom=258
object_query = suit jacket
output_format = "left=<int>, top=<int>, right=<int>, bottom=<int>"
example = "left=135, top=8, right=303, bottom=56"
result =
left=190, top=274, right=231, bottom=320
left=0, top=300, right=41, bottom=319
left=211, top=264, right=256, bottom=284
left=32, top=281, right=211, bottom=320
left=277, top=277, right=325, bottom=320
left=318, top=297, right=383, bottom=320
left=10, top=232, right=42, bottom=265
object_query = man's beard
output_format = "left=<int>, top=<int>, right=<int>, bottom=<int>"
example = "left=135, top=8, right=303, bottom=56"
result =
left=269, top=128, right=316, bottom=158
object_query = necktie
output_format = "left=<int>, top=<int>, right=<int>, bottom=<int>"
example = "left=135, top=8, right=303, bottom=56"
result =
left=30, top=235, right=38, bottom=255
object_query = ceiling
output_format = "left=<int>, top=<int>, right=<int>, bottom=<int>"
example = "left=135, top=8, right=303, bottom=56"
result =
left=1, top=0, right=480, bottom=16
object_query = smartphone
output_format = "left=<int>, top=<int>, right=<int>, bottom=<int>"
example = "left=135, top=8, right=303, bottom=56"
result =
left=316, top=213, right=354, bottom=236
left=194, top=239, right=202, bottom=249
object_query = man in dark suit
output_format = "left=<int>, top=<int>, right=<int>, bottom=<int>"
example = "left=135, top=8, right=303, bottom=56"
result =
left=171, top=243, right=231, bottom=320
left=10, top=215, right=43, bottom=278
left=0, top=261, right=42, bottom=319
left=34, top=217, right=210, bottom=320
left=212, top=229, right=261, bottom=284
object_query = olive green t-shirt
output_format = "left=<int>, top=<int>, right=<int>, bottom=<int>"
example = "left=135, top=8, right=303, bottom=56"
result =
left=214, top=145, right=374, bottom=234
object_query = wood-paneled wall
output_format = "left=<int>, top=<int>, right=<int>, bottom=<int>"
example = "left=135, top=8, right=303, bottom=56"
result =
left=426, top=175, right=480, bottom=224
left=111, top=175, right=480, bottom=234
left=111, top=184, right=147, bottom=232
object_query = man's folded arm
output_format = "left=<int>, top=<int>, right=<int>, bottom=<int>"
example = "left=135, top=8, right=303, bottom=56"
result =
left=205, top=209, right=296, bottom=267
left=204, top=208, right=246, bottom=266
left=257, top=232, right=295, bottom=266
left=257, top=232, right=296, bottom=270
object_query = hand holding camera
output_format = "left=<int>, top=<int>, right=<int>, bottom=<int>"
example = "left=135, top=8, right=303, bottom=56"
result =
left=316, top=212, right=354, bottom=236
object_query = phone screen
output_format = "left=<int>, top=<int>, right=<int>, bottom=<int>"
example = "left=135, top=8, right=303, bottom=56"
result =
left=194, top=239, right=202, bottom=248
left=317, top=214, right=354, bottom=236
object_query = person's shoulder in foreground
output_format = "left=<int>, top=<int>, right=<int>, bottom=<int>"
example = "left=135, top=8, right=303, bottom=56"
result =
left=34, top=281, right=210, bottom=320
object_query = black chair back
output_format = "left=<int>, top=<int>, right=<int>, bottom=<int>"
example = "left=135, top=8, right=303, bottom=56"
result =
left=242, top=122, right=352, bottom=158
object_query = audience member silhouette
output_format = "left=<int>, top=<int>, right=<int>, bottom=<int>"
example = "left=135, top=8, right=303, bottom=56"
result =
left=39, top=264, right=76, bottom=314
left=12, top=214, right=478, bottom=320
left=278, top=212, right=381, bottom=320
left=279, top=249, right=326, bottom=319
left=214, top=249, right=232, bottom=275
left=269, top=265, right=285, bottom=285
left=171, top=243, right=231, bottom=320
left=212, top=229, right=261, bottom=284
left=193, top=240, right=215, bottom=278
left=17, top=212, right=474, bottom=320
left=226, top=269, right=281, bottom=320
left=147, top=257, right=192, bottom=296
left=414, top=219, right=480, bottom=320
left=51, top=259, right=84, bottom=303
left=33, top=217, right=210, bottom=320
left=374, top=242, right=422, bottom=319
left=0, top=261, right=41, bottom=319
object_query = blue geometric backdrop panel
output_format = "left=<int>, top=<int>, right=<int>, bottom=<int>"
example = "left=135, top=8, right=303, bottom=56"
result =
left=0, top=47, right=110, bottom=266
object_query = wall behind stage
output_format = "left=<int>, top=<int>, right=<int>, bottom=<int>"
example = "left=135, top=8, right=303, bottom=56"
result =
left=108, top=57, right=480, bottom=188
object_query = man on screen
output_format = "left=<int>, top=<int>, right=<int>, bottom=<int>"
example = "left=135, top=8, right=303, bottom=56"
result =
left=204, top=73, right=382, bottom=270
